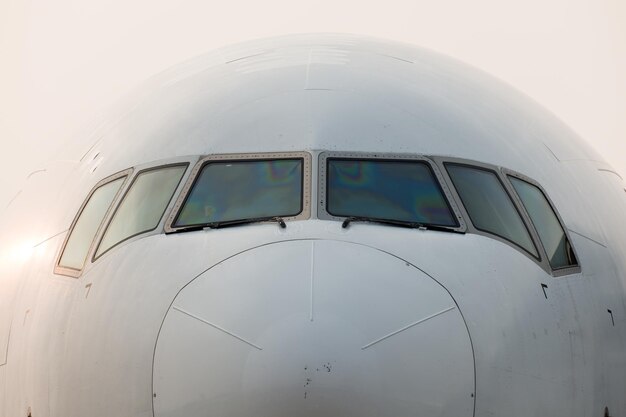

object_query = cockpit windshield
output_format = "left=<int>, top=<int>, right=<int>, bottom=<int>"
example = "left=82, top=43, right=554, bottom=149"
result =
left=326, top=159, right=458, bottom=227
left=174, top=159, right=303, bottom=227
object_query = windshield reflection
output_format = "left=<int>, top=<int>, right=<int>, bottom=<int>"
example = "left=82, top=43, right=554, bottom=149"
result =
left=327, top=159, right=457, bottom=227
left=175, top=159, right=303, bottom=227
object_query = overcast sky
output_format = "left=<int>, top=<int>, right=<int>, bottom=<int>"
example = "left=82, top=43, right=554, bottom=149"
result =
left=1, top=0, right=624, bottom=209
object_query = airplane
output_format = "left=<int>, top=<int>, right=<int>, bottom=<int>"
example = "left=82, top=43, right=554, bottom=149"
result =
left=0, top=33, right=624, bottom=417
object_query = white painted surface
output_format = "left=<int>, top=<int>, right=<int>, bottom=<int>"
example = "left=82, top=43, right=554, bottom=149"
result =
left=0, top=35, right=624, bottom=417
left=2, top=1, right=625, bottom=213
left=154, top=240, right=474, bottom=417
left=0, top=366, right=5, bottom=417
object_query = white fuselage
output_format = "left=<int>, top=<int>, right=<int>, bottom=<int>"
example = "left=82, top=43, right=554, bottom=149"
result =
left=0, top=34, right=624, bottom=417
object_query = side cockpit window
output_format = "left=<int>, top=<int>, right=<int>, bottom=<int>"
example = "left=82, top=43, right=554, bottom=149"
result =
left=56, top=172, right=128, bottom=276
left=446, top=164, right=539, bottom=258
left=94, top=165, right=187, bottom=259
left=508, top=177, right=578, bottom=269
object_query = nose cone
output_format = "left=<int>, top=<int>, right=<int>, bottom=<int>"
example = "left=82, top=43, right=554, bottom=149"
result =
left=153, top=240, right=474, bottom=417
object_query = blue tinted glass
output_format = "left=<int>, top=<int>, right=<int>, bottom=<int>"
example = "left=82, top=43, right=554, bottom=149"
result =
left=327, top=159, right=457, bottom=226
left=175, top=159, right=302, bottom=226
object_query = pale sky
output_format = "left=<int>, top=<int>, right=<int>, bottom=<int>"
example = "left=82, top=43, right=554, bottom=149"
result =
left=1, top=0, right=625, bottom=209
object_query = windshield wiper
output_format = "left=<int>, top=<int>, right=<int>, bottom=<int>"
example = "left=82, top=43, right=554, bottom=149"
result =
left=341, top=216, right=462, bottom=233
left=168, top=216, right=287, bottom=234
left=209, top=216, right=287, bottom=229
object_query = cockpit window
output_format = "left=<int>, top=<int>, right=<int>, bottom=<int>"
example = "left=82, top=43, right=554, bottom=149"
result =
left=174, top=159, right=303, bottom=227
left=446, top=164, right=538, bottom=257
left=57, top=174, right=127, bottom=272
left=508, top=177, right=577, bottom=269
left=326, top=159, right=458, bottom=227
left=94, top=164, right=187, bottom=259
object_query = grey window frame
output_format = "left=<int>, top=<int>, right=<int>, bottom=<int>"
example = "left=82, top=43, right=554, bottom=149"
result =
left=431, top=155, right=581, bottom=277
left=432, top=156, right=545, bottom=267
left=164, top=152, right=312, bottom=233
left=317, top=152, right=467, bottom=232
left=92, top=163, right=189, bottom=261
left=440, top=160, right=541, bottom=261
left=54, top=168, right=132, bottom=278
left=503, top=168, right=581, bottom=277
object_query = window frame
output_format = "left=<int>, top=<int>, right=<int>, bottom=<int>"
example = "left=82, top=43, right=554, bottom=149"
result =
left=503, top=168, right=581, bottom=277
left=92, top=162, right=189, bottom=262
left=53, top=151, right=580, bottom=279
left=164, top=152, right=312, bottom=233
left=441, top=160, right=541, bottom=261
left=54, top=168, right=132, bottom=278
left=428, top=156, right=552, bottom=270
left=317, top=152, right=467, bottom=232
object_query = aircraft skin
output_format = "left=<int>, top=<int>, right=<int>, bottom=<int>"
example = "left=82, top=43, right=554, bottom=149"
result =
left=0, top=34, right=625, bottom=417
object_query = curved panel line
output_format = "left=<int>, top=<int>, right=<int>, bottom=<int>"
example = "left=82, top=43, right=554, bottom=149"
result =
left=361, top=306, right=456, bottom=350
left=153, top=238, right=475, bottom=416
left=172, top=306, right=263, bottom=351
left=568, top=228, right=607, bottom=248
left=598, top=168, right=623, bottom=180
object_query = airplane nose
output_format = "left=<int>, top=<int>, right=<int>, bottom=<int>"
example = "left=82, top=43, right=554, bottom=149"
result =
left=153, top=240, right=475, bottom=417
